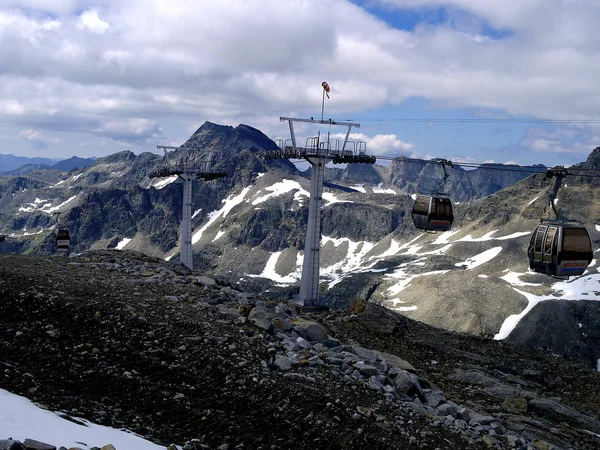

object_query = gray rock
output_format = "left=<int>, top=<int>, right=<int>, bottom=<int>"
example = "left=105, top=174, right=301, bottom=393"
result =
left=22, top=440, right=56, bottom=450
left=0, top=440, right=25, bottom=450
left=528, top=397, right=600, bottom=434
left=392, top=369, right=423, bottom=396
left=274, top=354, right=293, bottom=371
left=377, top=351, right=417, bottom=373
left=351, top=345, right=378, bottom=362
left=468, top=411, right=495, bottom=426
left=425, top=390, right=446, bottom=408
left=354, top=361, right=379, bottom=377
left=437, top=402, right=458, bottom=417
left=196, top=276, right=216, bottom=287
left=271, top=317, right=293, bottom=331
left=291, top=319, right=329, bottom=341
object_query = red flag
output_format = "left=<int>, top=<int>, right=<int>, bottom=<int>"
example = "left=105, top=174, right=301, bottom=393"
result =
left=322, top=81, right=330, bottom=99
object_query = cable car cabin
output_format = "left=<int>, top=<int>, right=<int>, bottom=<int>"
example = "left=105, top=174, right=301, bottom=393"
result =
left=55, top=229, right=71, bottom=254
left=528, top=223, right=593, bottom=277
left=411, top=195, right=454, bottom=232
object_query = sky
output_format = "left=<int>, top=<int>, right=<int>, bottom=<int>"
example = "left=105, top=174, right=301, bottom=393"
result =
left=1, top=0, right=600, bottom=167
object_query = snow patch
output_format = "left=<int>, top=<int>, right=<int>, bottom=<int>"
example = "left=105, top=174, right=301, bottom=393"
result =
left=192, top=187, right=250, bottom=244
left=152, top=175, right=178, bottom=190
left=212, top=230, right=225, bottom=242
left=349, top=184, right=366, bottom=193
left=248, top=251, right=301, bottom=284
left=500, top=271, right=542, bottom=287
left=527, top=196, right=540, bottom=206
left=43, top=196, right=77, bottom=214
left=455, top=247, right=502, bottom=270
left=322, top=192, right=351, bottom=205
left=386, top=268, right=449, bottom=296
left=495, top=273, right=600, bottom=340
left=596, top=225, right=600, bottom=232
left=494, top=288, right=553, bottom=340
left=192, top=208, right=202, bottom=219
left=372, top=183, right=396, bottom=194
left=395, top=305, right=418, bottom=311
left=0, top=389, right=165, bottom=450
left=252, top=179, right=307, bottom=205
left=432, top=230, right=461, bottom=245
left=116, top=238, right=131, bottom=250
left=322, top=236, right=377, bottom=287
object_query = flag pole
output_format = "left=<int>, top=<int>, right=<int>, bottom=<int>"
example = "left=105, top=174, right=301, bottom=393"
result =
left=321, top=87, right=325, bottom=121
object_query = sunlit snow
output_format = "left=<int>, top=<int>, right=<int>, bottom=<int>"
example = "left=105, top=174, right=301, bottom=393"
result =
left=349, top=184, right=366, bottom=193
left=248, top=251, right=302, bottom=284
left=372, top=239, right=403, bottom=259
left=43, top=196, right=77, bottom=214
left=457, top=230, right=529, bottom=242
left=500, top=271, right=541, bottom=286
left=386, top=267, right=449, bottom=297
left=212, top=230, right=225, bottom=242
left=596, top=225, right=600, bottom=232
left=322, top=236, right=377, bottom=287
left=495, top=273, right=600, bottom=340
left=192, top=187, right=251, bottom=244
left=251, top=180, right=308, bottom=205
left=152, top=175, right=178, bottom=190
left=527, top=196, right=540, bottom=206
left=372, top=183, right=396, bottom=194
left=116, top=238, right=131, bottom=250
left=432, top=230, right=461, bottom=245
left=192, top=208, right=202, bottom=219
left=322, top=192, right=351, bottom=205
left=0, top=389, right=165, bottom=450
left=455, top=247, right=502, bottom=270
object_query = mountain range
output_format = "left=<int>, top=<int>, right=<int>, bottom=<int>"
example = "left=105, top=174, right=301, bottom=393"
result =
left=1, top=121, right=599, bottom=371
left=0, top=154, right=96, bottom=175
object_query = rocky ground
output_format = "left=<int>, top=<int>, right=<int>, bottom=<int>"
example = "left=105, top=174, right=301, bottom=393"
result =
left=1, top=251, right=600, bottom=450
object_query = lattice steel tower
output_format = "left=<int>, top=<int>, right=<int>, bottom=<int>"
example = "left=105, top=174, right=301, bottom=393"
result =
left=149, top=146, right=226, bottom=270
left=264, top=117, right=376, bottom=308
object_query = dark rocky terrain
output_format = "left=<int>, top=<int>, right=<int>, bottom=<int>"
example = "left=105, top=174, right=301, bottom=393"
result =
left=1, top=251, right=600, bottom=450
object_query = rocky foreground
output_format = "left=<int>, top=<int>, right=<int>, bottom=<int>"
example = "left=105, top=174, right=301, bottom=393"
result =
left=1, top=251, right=600, bottom=450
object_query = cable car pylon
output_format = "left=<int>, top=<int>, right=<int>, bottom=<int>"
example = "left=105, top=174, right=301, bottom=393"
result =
left=264, top=117, right=376, bottom=309
left=149, top=146, right=227, bottom=270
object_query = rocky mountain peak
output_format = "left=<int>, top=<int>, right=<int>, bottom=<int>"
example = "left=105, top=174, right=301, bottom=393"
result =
left=182, top=122, right=279, bottom=157
left=583, top=146, right=600, bottom=169
left=95, top=150, right=136, bottom=165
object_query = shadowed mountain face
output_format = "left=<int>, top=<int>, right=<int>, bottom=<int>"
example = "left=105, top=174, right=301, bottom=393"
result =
left=1, top=122, right=600, bottom=368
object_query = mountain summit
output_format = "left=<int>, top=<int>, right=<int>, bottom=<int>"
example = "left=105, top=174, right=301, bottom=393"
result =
left=181, top=122, right=280, bottom=157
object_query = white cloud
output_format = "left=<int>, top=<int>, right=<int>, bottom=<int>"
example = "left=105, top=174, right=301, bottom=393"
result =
left=1, top=0, right=600, bottom=158
left=328, top=132, right=415, bottom=156
left=77, top=9, right=109, bottom=34
left=520, top=127, right=600, bottom=154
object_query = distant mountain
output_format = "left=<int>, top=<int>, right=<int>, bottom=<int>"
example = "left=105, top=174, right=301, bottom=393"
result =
left=0, top=153, right=60, bottom=173
left=0, top=153, right=94, bottom=175
left=2, top=122, right=600, bottom=370
left=3, top=163, right=53, bottom=176
left=52, top=156, right=95, bottom=172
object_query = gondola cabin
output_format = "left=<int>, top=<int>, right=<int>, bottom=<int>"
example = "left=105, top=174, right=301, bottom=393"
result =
left=411, top=195, right=454, bottom=232
left=55, top=228, right=71, bottom=254
left=528, top=223, right=593, bottom=277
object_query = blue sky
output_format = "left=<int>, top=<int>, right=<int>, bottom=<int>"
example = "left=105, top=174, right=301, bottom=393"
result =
left=1, top=0, right=599, bottom=168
